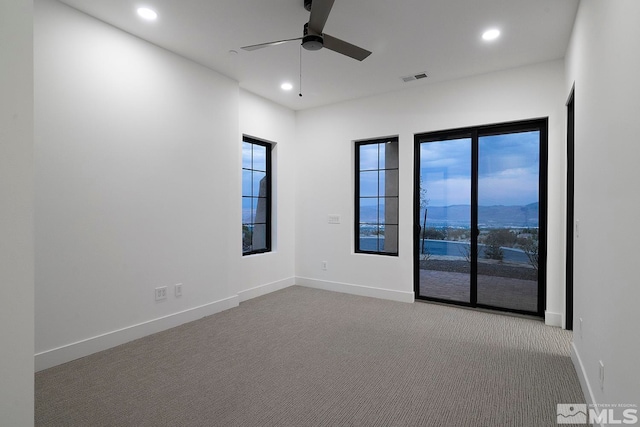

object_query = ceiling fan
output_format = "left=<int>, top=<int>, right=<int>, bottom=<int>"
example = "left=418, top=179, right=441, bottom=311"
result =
left=241, top=0, right=372, bottom=61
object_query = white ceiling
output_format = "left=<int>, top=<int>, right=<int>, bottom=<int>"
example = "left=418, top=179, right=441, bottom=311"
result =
left=55, top=0, right=579, bottom=111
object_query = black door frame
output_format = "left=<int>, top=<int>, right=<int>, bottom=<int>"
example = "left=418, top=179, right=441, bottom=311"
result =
left=566, top=86, right=575, bottom=330
left=414, top=118, right=548, bottom=318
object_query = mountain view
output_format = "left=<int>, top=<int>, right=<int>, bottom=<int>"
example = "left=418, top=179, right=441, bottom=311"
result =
left=362, top=202, right=539, bottom=228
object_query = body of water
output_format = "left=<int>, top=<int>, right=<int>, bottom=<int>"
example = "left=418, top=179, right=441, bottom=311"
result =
left=360, top=237, right=531, bottom=264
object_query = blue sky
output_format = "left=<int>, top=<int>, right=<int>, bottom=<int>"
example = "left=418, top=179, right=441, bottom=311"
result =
left=419, top=131, right=539, bottom=207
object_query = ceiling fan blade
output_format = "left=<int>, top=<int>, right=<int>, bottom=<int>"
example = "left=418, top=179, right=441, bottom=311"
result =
left=323, top=34, right=372, bottom=61
left=241, top=37, right=302, bottom=51
left=308, top=0, right=335, bottom=34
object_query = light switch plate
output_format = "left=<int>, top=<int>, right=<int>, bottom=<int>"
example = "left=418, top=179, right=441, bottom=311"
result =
left=328, top=214, right=340, bottom=224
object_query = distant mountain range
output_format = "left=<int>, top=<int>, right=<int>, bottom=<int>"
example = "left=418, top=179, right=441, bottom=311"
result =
left=362, top=202, right=539, bottom=228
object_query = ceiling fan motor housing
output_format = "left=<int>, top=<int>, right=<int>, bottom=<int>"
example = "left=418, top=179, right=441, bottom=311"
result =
left=302, top=34, right=323, bottom=50
left=304, top=0, right=312, bottom=12
left=302, top=22, right=323, bottom=51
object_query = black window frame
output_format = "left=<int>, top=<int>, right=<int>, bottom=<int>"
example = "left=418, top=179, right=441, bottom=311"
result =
left=355, top=136, right=400, bottom=256
left=413, top=118, right=548, bottom=318
left=242, top=136, right=272, bottom=256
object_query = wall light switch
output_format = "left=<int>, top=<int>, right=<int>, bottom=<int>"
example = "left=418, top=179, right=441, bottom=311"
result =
left=328, top=214, right=340, bottom=224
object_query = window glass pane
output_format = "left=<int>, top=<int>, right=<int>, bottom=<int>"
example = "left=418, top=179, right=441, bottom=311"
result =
left=381, top=169, right=399, bottom=197
left=242, top=142, right=253, bottom=169
left=242, top=224, right=253, bottom=252
left=251, top=224, right=268, bottom=251
left=478, top=131, right=540, bottom=207
left=252, top=144, right=267, bottom=172
left=242, top=170, right=252, bottom=197
left=359, top=198, right=378, bottom=224
left=252, top=172, right=267, bottom=197
left=378, top=170, right=385, bottom=196
left=381, top=224, right=398, bottom=253
left=383, top=141, right=399, bottom=169
left=359, top=144, right=379, bottom=171
left=250, top=198, right=260, bottom=223
left=360, top=171, right=378, bottom=197
left=254, top=197, right=268, bottom=223
left=242, top=197, right=253, bottom=223
left=378, top=143, right=386, bottom=169
left=359, top=225, right=380, bottom=252
left=384, top=197, right=399, bottom=224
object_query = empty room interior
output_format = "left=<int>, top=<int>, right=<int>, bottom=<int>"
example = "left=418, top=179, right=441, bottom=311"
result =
left=2, top=0, right=640, bottom=425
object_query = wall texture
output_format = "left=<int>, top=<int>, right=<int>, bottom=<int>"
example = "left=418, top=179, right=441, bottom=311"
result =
left=0, top=0, right=35, bottom=424
left=237, top=90, right=297, bottom=301
left=295, top=60, right=567, bottom=323
left=565, top=0, right=640, bottom=407
left=34, top=0, right=241, bottom=369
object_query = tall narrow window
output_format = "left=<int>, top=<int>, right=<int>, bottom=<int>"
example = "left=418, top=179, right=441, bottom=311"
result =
left=355, top=137, right=399, bottom=255
left=242, top=136, right=272, bottom=255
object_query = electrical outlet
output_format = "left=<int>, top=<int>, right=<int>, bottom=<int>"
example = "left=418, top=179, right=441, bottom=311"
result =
left=175, top=283, right=183, bottom=297
left=321, top=261, right=328, bottom=270
left=328, top=214, right=340, bottom=224
left=599, top=360, right=605, bottom=391
left=155, top=286, right=168, bottom=301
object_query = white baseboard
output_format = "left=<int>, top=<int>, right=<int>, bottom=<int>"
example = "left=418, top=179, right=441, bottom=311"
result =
left=295, top=277, right=414, bottom=303
left=237, top=277, right=295, bottom=302
left=571, top=341, right=600, bottom=427
left=545, top=311, right=563, bottom=328
left=35, top=295, right=240, bottom=372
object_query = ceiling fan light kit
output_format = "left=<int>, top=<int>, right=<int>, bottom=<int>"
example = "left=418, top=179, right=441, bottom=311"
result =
left=241, top=0, right=371, bottom=61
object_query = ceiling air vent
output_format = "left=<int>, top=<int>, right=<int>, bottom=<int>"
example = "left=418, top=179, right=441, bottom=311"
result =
left=401, top=72, right=428, bottom=83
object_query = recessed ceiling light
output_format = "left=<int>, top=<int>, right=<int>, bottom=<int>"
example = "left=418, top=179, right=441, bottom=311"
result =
left=137, top=7, right=158, bottom=21
left=281, top=83, right=293, bottom=91
left=482, top=28, right=500, bottom=41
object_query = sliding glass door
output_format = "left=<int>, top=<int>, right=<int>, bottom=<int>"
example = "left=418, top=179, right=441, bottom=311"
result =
left=414, top=120, right=547, bottom=316
left=476, top=130, right=542, bottom=312
left=417, top=136, right=472, bottom=303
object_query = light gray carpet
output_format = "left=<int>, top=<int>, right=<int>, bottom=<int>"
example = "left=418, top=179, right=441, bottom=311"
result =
left=36, top=286, right=586, bottom=426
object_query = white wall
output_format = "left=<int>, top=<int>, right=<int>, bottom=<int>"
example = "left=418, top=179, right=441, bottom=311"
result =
left=22, top=0, right=640, bottom=412
left=295, top=60, right=567, bottom=321
left=34, top=0, right=241, bottom=370
left=237, top=90, right=297, bottom=301
left=565, top=0, right=640, bottom=407
left=0, top=0, right=35, bottom=424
